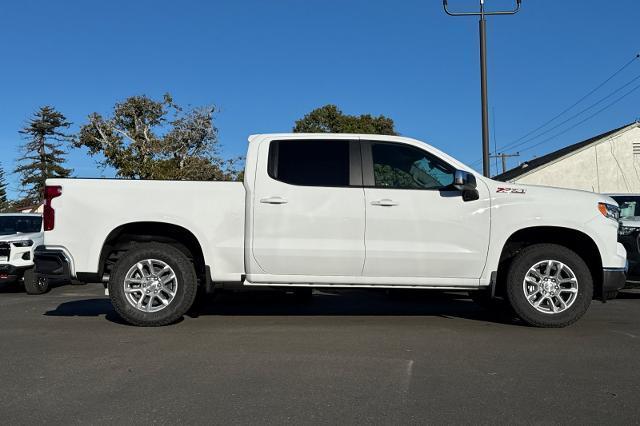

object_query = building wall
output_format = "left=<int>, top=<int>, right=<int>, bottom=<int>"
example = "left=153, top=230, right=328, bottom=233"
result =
left=514, top=125, right=640, bottom=194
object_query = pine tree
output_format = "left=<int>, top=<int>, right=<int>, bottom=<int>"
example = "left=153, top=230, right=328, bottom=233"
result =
left=0, top=165, right=9, bottom=212
left=15, top=106, right=73, bottom=205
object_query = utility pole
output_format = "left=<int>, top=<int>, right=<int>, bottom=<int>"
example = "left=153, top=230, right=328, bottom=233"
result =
left=443, top=0, right=522, bottom=177
left=489, top=152, right=520, bottom=175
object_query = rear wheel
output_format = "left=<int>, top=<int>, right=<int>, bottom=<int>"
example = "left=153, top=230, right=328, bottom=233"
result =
left=23, top=268, right=50, bottom=295
left=108, top=243, right=198, bottom=326
left=506, top=244, right=592, bottom=328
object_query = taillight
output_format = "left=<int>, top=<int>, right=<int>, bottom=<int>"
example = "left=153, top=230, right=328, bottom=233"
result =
left=43, top=185, right=62, bottom=231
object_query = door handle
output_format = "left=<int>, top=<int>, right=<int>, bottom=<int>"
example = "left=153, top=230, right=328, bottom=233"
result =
left=371, top=199, right=398, bottom=207
left=260, top=196, right=288, bottom=204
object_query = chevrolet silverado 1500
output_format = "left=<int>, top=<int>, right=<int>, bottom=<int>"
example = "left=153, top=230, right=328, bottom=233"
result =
left=34, top=134, right=627, bottom=327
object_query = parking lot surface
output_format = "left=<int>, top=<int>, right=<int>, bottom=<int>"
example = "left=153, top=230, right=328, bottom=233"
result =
left=1, top=282, right=639, bottom=424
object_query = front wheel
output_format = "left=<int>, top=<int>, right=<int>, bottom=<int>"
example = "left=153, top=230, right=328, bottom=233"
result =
left=108, top=243, right=198, bottom=326
left=506, top=244, right=593, bottom=328
left=23, top=268, right=50, bottom=295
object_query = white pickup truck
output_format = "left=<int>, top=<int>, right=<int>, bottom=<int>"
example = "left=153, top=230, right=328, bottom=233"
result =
left=35, top=133, right=627, bottom=327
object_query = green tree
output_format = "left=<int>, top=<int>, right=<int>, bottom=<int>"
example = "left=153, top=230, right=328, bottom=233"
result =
left=15, top=106, right=73, bottom=204
left=0, top=164, right=9, bottom=212
left=293, top=104, right=397, bottom=135
left=75, top=93, right=242, bottom=181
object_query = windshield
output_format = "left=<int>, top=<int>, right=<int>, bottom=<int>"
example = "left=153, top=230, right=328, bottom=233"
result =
left=611, top=196, right=640, bottom=219
left=0, top=216, right=43, bottom=235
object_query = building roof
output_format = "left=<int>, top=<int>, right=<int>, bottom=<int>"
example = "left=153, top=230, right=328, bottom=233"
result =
left=493, top=122, right=638, bottom=182
left=0, top=213, right=41, bottom=217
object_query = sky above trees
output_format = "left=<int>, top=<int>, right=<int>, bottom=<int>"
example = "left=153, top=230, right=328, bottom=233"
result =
left=1, top=0, right=638, bottom=197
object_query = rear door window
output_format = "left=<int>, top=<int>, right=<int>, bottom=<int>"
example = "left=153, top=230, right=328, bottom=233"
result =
left=268, top=140, right=351, bottom=187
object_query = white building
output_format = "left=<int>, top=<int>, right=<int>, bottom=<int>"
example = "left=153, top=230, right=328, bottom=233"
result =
left=495, top=122, right=640, bottom=193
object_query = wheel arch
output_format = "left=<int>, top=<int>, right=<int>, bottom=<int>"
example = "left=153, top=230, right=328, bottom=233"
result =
left=495, top=226, right=603, bottom=298
left=97, top=221, right=208, bottom=285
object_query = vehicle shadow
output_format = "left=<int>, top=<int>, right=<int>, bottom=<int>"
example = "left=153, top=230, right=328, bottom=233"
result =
left=43, top=289, right=520, bottom=326
left=191, top=289, right=520, bottom=324
left=1, top=279, right=76, bottom=295
left=616, top=289, right=640, bottom=300
left=44, top=298, right=129, bottom=325
left=0, top=281, right=24, bottom=294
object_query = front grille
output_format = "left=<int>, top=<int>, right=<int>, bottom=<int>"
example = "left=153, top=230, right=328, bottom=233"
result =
left=0, top=242, right=9, bottom=259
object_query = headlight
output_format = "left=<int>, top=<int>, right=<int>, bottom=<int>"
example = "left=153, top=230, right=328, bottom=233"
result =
left=619, top=226, right=637, bottom=236
left=598, top=203, right=620, bottom=221
left=11, top=240, right=33, bottom=247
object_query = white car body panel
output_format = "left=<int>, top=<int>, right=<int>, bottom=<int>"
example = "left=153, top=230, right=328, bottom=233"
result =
left=361, top=183, right=491, bottom=280
left=0, top=213, right=43, bottom=273
left=43, top=133, right=626, bottom=289
left=250, top=135, right=365, bottom=276
left=43, top=180, right=245, bottom=281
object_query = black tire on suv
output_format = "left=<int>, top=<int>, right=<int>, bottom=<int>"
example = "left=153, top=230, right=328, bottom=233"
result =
left=108, top=242, right=198, bottom=326
left=23, top=267, right=50, bottom=295
left=506, top=243, right=593, bottom=328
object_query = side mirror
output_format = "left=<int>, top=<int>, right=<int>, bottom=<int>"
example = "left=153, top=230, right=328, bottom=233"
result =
left=453, top=170, right=477, bottom=191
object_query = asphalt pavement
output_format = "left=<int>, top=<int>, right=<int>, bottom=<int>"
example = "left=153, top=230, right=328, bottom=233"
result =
left=1, top=282, right=639, bottom=424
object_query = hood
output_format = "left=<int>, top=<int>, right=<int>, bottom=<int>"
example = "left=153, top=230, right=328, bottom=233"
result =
left=483, top=178, right=613, bottom=204
left=0, top=232, right=44, bottom=243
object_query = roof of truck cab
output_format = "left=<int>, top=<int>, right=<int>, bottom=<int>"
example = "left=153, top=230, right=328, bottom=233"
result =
left=248, top=133, right=424, bottom=143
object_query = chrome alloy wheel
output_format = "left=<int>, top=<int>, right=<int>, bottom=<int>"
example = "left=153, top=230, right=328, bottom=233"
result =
left=523, top=260, right=578, bottom=314
left=123, top=259, right=178, bottom=313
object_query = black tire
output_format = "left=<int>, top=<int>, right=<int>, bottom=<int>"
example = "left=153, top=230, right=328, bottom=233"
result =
left=23, top=267, right=50, bottom=295
left=108, top=242, right=198, bottom=326
left=506, top=244, right=593, bottom=328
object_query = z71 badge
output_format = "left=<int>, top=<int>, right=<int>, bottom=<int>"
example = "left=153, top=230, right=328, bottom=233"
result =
left=496, top=187, right=526, bottom=194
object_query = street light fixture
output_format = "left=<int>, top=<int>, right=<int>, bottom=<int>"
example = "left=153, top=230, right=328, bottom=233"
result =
left=443, top=0, right=522, bottom=177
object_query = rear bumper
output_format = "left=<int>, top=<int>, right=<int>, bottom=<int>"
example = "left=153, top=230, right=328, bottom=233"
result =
left=600, top=268, right=626, bottom=301
left=34, top=247, right=71, bottom=281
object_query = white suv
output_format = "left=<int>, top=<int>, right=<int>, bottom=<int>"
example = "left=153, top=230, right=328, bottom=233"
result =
left=0, top=213, right=46, bottom=293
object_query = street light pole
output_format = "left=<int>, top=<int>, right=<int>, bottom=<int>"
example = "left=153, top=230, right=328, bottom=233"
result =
left=443, top=0, right=522, bottom=177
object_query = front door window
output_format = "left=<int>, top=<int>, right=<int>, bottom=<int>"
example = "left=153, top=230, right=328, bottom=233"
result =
left=371, top=143, right=454, bottom=190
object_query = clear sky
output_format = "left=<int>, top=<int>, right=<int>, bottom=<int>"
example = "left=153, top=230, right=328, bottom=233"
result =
left=1, top=0, right=638, bottom=198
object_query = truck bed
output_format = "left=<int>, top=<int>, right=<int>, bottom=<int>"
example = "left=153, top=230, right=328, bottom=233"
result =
left=44, top=178, right=246, bottom=281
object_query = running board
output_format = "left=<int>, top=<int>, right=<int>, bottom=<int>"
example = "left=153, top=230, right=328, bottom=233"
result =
left=242, top=279, right=478, bottom=291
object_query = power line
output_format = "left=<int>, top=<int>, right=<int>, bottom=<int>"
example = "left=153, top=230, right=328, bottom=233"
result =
left=468, top=52, right=640, bottom=168
left=502, top=53, right=639, bottom=150
left=500, top=71, right=640, bottom=153
left=518, top=81, right=640, bottom=154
